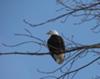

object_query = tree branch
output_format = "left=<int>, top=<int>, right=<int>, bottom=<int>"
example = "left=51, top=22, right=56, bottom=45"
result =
left=0, top=43, right=100, bottom=56
left=58, top=55, right=100, bottom=79
left=23, top=1, right=100, bottom=27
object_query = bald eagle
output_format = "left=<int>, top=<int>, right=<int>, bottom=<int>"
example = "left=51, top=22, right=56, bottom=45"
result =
left=47, top=30, right=65, bottom=64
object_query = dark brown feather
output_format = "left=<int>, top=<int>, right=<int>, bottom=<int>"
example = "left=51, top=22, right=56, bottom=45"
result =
left=47, top=35, right=65, bottom=55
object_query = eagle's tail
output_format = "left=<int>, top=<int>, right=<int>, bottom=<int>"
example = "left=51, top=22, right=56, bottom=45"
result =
left=52, top=53, right=64, bottom=64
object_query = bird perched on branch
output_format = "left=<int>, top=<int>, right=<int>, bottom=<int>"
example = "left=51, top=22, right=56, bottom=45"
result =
left=47, top=30, right=65, bottom=64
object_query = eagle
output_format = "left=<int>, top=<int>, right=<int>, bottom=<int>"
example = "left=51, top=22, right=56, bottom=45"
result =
left=47, top=30, right=65, bottom=64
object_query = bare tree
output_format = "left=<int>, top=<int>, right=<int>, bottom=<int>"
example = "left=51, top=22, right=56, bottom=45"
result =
left=1, top=0, right=100, bottom=79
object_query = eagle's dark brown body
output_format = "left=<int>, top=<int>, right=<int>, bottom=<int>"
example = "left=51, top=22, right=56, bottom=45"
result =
left=47, top=34, right=65, bottom=64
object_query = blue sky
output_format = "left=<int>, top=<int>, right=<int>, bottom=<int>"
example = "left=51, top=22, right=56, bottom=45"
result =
left=0, top=0, right=100, bottom=79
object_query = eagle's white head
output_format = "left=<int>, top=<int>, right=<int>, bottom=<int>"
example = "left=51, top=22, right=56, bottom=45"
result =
left=47, top=30, right=59, bottom=36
